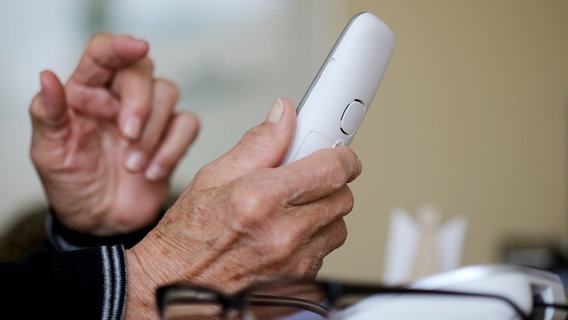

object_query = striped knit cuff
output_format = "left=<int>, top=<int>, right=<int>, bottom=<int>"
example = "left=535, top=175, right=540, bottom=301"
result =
left=53, top=245, right=127, bottom=320
left=100, top=245, right=127, bottom=320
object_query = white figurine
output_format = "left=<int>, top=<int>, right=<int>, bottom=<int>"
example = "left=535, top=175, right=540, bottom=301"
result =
left=382, top=203, right=468, bottom=285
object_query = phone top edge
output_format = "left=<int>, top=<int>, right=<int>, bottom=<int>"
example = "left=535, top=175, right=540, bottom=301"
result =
left=295, top=12, right=393, bottom=115
left=296, top=13, right=369, bottom=114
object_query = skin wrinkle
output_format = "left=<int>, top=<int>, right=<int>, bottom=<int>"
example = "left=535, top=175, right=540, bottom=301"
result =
left=74, top=60, right=110, bottom=87
left=221, top=191, right=292, bottom=283
left=124, top=248, right=157, bottom=317
left=90, top=37, right=120, bottom=76
left=29, top=113, right=70, bottom=170
left=221, top=125, right=281, bottom=175
left=31, top=82, right=67, bottom=127
left=62, top=118, right=95, bottom=167
left=111, top=58, right=154, bottom=92
left=47, top=114, right=127, bottom=233
left=221, top=181, right=330, bottom=281
left=320, top=151, right=356, bottom=187
left=59, top=161, right=108, bottom=231
left=281, top=150, right=359, bottom=207
left=202, top=157, right=353, bottom=280
left=159, top=179, right=303, bottom=290
left=195, top=241, right=288, bottom=292
left=134, top=229, right=188, bottom=286
left=148, top=190, right=244, bottom=286
left=29, top=102, right=67, bottom=133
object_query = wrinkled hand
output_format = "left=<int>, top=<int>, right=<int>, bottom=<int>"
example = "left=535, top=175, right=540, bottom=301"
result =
left=29, top=33, right=199, bottom=236
left=125, top=98, right=362, bottom=318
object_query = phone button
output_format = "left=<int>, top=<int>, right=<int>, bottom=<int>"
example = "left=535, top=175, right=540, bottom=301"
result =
left=340, top=100, right=366, bottom=135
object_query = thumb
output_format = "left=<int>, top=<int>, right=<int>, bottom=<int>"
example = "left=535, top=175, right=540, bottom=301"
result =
left=30, top=71, right=69, bottom=132
left=198, top=98, right=296, bottom=186
left=29, top=71, right=70, bottom=163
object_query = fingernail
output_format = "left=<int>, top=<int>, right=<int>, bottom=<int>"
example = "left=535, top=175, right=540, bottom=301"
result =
left=126, top=151, right=146, bottom=172
left=266, top=99, right=284, bottom=123
left=145, top=164, right=167, bottom=181
left=123, top=116, right=141, bottom=139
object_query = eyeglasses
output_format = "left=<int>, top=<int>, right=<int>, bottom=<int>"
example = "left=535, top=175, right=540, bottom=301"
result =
left=156, top=277, right=568, bottom=320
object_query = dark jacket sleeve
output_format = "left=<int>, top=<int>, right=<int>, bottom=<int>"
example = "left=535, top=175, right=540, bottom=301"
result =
left=0, top=210, right=160, bottom=319
left=0, top=245, right=127, bottom=320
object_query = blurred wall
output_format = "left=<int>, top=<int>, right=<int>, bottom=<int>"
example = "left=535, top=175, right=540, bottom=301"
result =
left=318, top=0, right=568, bottom=281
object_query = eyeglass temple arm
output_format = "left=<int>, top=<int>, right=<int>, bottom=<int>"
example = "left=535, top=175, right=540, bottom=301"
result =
left=248, top=294, right=329, bottom=317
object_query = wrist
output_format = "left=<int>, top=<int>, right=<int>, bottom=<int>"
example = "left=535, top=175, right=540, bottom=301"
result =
left=124, top=247, right=160, bottom=319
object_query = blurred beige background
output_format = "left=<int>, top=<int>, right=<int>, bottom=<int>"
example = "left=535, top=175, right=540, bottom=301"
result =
left=1, top=0, right=567, bottom=283
left=319, top=0, right=568, bottom=281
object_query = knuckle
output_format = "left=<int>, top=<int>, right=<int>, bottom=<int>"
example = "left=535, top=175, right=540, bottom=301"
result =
left=139, top=57, right=155, bottom=72
left=229, top=185, right=271, bottom=228
left=87, top=33, right=114, bottom=55
left=193, top=163, right=216, bottom=184
left=178, top=111, right=201, bottom=135
left=323, top=148, right=362, bottom=183
left=333, top=220, right=349, bottom=245
left=156, top=78, right=178, bottom=93
left=154, top=79, right=180, bottom=104
left=264, top=231, right=297, bottom=260
left=89, top=32, right=109, bottom=44
left=342, top=186, right=355, bottom=213
left=28, top=94, right=42, bottom=116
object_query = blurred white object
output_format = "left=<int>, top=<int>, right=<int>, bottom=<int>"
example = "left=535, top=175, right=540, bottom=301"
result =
left=332, top=264, right=567, bottom=320
left=382, top=203, right=468, bottom=285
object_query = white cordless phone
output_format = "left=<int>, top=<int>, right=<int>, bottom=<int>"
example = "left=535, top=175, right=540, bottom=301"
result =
left=281, top=12, right=394, bottom=164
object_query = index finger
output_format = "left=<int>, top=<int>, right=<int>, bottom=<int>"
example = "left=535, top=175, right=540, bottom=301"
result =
left=68, top=33, right=149, bottom=87
left=277, top=146, right=362, bottom=205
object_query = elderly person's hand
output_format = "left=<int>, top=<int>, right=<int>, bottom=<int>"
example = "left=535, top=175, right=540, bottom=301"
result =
left=29, top=33, right=199, bottom=236
left=124, top=98, right=362, bottom=318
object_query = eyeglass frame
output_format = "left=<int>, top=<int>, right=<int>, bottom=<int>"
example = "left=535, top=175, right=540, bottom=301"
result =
left=156, top=277, right=568, bottom=320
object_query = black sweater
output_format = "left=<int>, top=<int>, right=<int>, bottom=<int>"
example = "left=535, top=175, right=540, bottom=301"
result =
left=0, top=212, right=156, bottom=319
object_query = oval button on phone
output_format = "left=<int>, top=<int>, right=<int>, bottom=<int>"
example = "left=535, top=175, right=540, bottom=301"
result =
left=340, top=100, right=366, bottom=135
